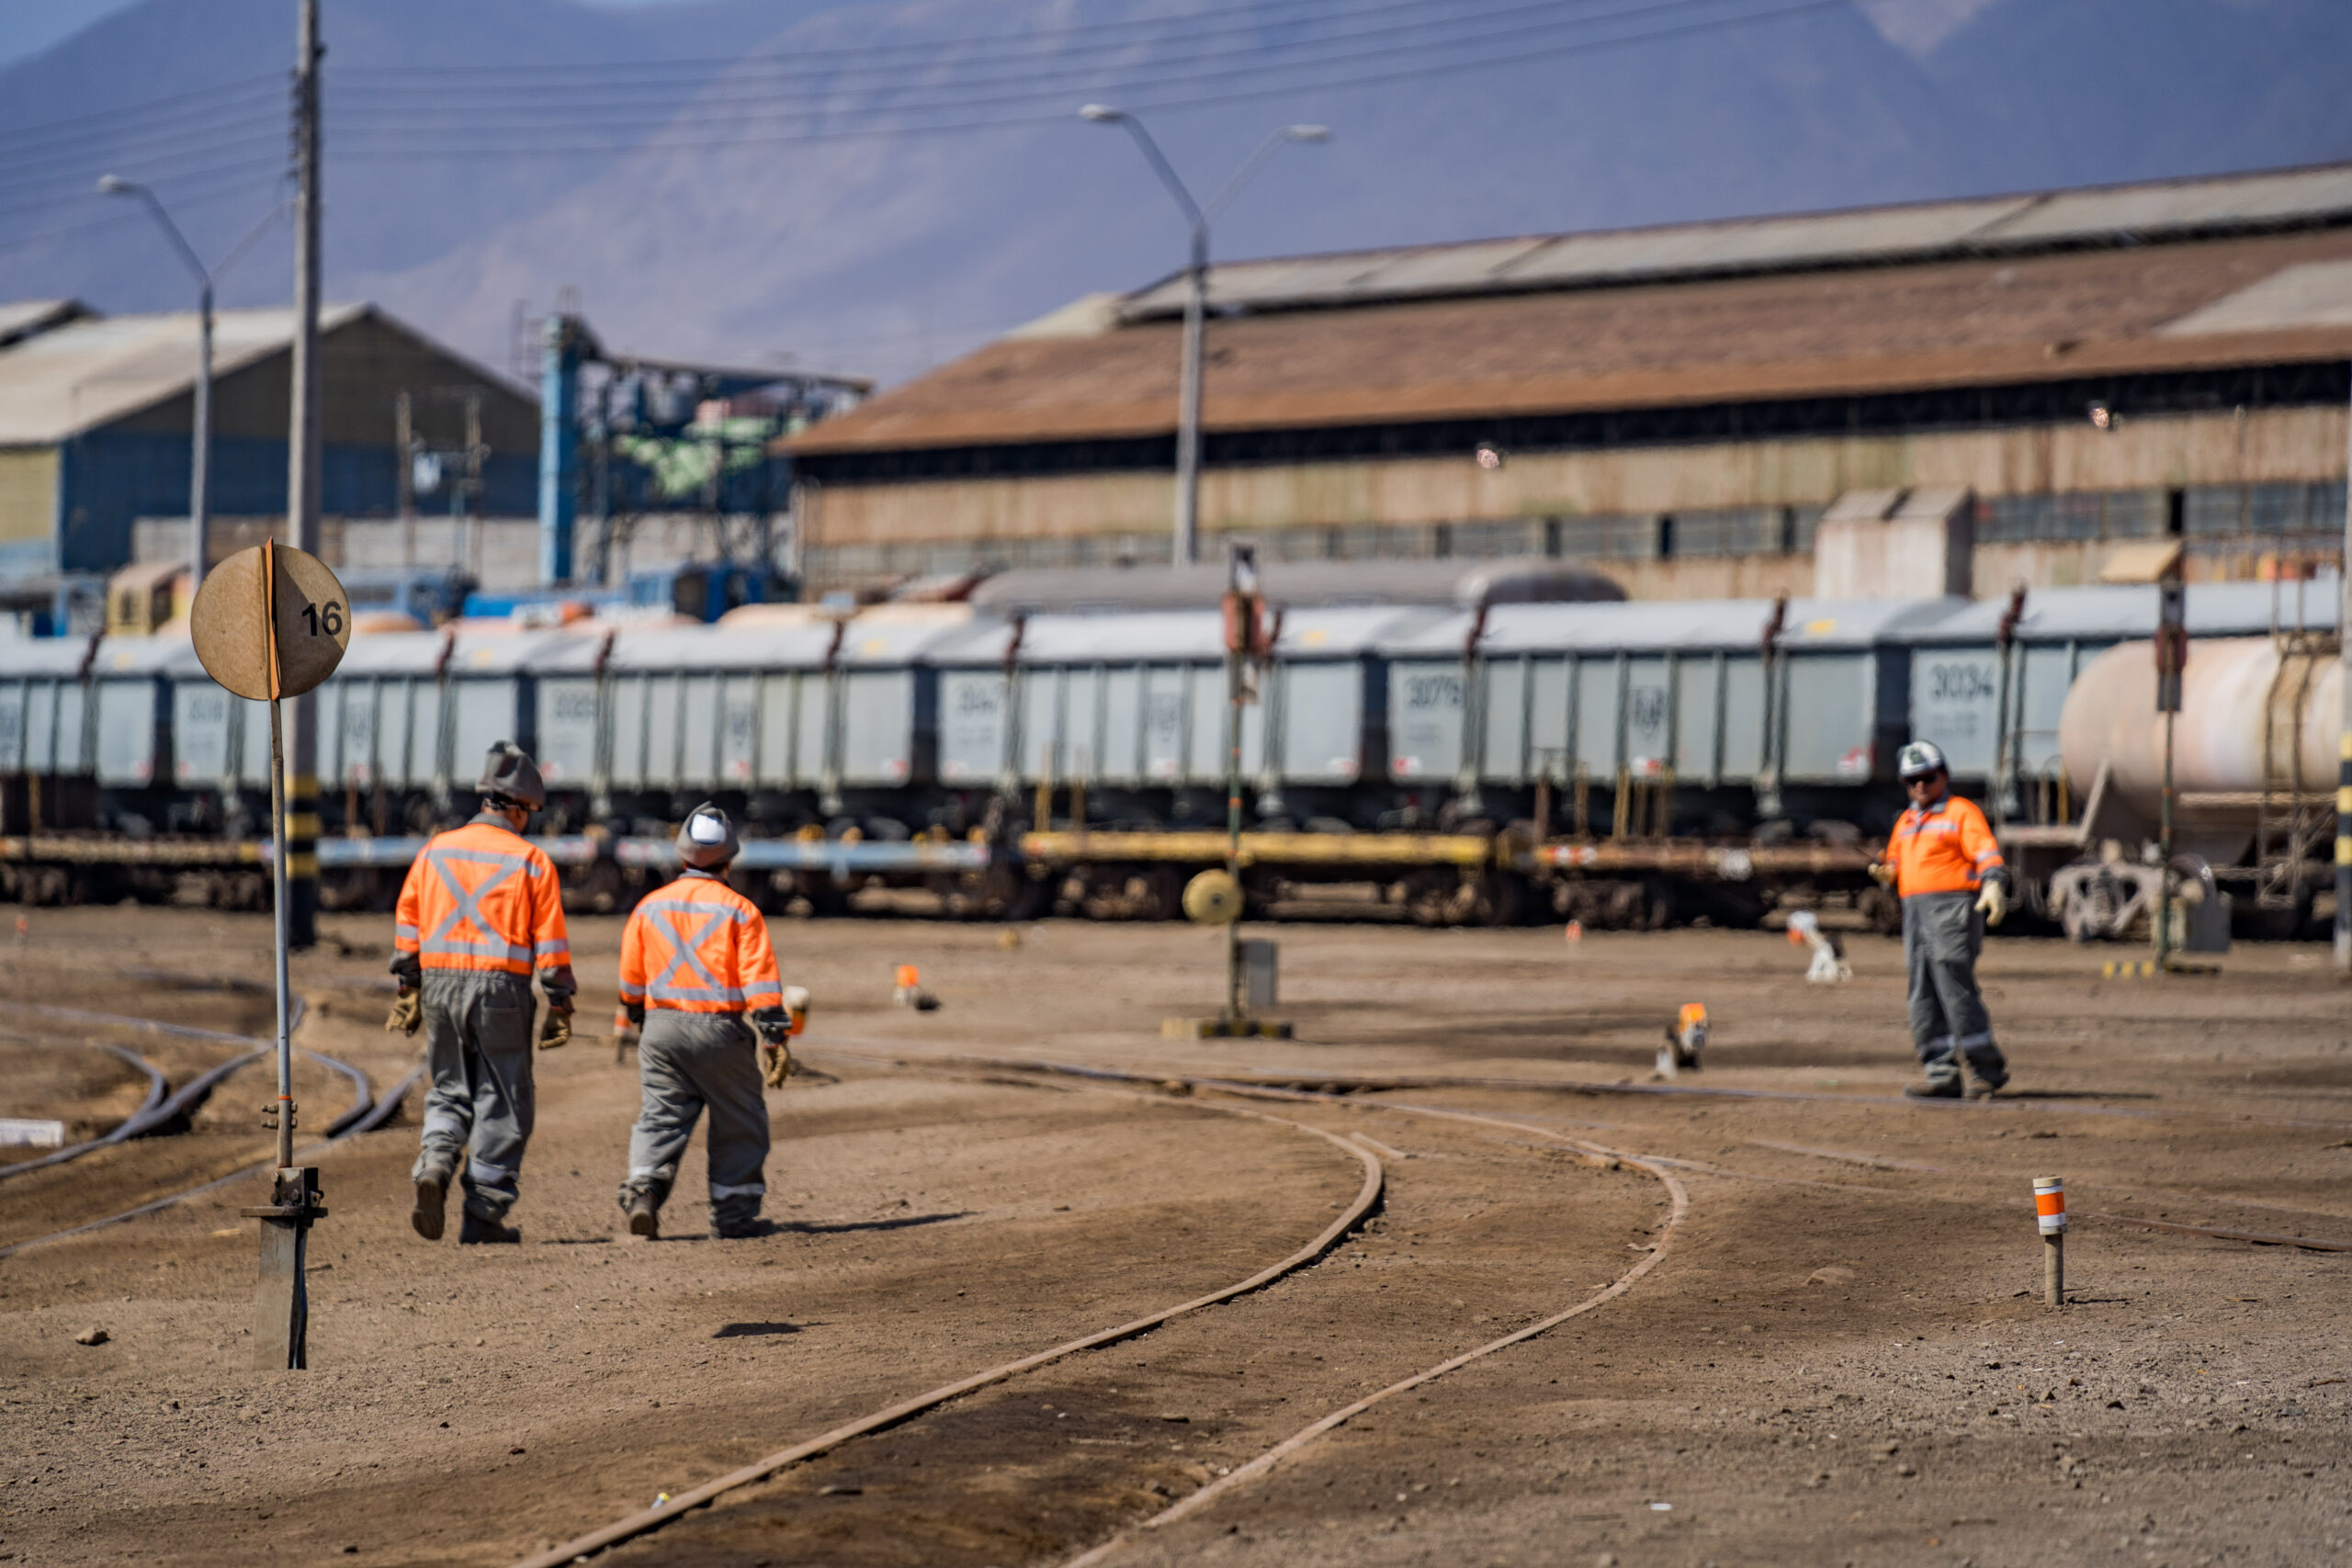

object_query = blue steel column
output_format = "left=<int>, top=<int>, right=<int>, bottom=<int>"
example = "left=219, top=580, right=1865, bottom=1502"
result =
left=538, top=316, right=582, bottom=587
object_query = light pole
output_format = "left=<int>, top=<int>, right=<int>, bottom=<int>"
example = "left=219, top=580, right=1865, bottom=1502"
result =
left=1081, top=107, right=1327, bottom=566
left=99, top=176, right=283, bottom=592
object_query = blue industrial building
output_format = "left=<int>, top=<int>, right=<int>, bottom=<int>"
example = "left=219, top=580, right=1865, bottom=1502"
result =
left=0, top=300, right=536, bottom=580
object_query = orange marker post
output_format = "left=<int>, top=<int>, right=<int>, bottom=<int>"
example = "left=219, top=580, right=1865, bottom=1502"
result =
left=2034, top=1175, right=2066, bottom=1307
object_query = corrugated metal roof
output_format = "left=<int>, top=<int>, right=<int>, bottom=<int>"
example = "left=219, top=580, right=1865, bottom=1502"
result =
left=788, top=227, right=2352, bottom=457
left=0, top=303, right=370, bottom=446
left=1117, top=163, right=2352, bottom=321
left=0, top=299, right=88, bottom=351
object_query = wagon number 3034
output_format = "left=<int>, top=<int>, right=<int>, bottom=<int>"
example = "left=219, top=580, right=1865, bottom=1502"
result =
left=1928, top=660, right=1996, bottom=702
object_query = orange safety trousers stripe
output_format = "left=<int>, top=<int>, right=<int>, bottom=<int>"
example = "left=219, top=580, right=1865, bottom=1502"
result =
left=393, top=819, right=571, bottom=976
left=617, top=875, right=783, bottom=1013
left=1885, top=794, right=2003, bottom=897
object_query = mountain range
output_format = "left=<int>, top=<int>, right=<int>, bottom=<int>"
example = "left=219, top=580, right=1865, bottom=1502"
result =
left=2, top=0, right=2348, bottom=388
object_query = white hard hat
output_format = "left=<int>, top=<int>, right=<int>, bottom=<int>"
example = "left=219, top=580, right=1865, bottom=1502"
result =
left=675, top=803, right=740, bottom=869
left=1896, top=739, right=1949, bottom=781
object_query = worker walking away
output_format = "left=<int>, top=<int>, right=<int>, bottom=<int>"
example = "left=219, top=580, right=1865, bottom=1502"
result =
left=385, top=742, right=574, bottom=1243
left=1873, top=740, right=2010, bottom=1100
left=613, top=804, right=803, bottom=1240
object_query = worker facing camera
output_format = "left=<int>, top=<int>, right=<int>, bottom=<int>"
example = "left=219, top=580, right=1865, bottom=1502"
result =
left=1877, top=739, right=2011, bottom=1100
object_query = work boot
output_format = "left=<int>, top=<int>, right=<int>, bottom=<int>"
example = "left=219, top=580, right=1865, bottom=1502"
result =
left=412, top=1168, right=452, bottom=1241
left=1903, top=1078, right=1963, bottom=1100
left=711, top=1218, right=773, bottom=1241
left=625, top=1190, right=661, bottom=1239
left=458, top=1211, right=521, bottom=1245
left=1965, top=1071, right=2009, bottom=1100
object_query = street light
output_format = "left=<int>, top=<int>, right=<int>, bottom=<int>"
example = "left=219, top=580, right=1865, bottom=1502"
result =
left=98, top=176, right=283, bottom=592
left=1081, top=107, right=1329, bottom=566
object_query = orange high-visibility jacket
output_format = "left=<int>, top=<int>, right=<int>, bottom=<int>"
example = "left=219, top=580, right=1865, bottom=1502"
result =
left=617, top=873, right=783, bottom=1015
left=393, top=817, right=573, bottom=995
left=1884, top=793, right=2004, bottom=897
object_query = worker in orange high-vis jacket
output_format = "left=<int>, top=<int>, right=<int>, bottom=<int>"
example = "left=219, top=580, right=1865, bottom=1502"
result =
left=1872, top=739, right=2011, bottom=1100
left=385, top=742, right=574, bottom=1244
left=613, top=803, right=805, bottom=1240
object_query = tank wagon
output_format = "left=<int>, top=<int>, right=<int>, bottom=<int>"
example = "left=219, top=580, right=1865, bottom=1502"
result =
left=0, top=579, right=2338, bottom=933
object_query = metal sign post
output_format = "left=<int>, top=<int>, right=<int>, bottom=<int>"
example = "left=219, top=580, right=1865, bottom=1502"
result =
left=1165, top=546, right=1290, bottom=1040
left=2154, top=570, right=2187, bottom=971
left=189, top=540, right=348, bottom=1370
left=1221, top=546, right=1255, bottom=1023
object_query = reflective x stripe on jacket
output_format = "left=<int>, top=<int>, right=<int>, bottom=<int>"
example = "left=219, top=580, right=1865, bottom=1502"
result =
left=393, top=816, right=574, bottom=997
left=617, top=872, right=783, bottom=1014
left=1885, top=793, right=2003, bottom=897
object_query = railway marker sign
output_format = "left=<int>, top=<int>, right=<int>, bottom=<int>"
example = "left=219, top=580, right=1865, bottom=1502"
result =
left=190, top=539, right=347, bottom=1371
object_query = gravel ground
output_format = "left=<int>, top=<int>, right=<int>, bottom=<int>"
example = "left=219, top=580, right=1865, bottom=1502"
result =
left=0, top=908, right=2345, bottom=1568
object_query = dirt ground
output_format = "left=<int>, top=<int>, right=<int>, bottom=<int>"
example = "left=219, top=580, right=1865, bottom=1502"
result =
left=1, top=907, right=2347, bottom=1568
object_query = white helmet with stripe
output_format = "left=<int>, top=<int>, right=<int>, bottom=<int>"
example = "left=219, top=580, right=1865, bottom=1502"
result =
left=1895, top=739, right=1949, bottom=782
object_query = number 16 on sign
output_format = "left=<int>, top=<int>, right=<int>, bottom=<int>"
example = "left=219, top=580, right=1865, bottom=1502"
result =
left=189, top=539, right=349, bottom=1370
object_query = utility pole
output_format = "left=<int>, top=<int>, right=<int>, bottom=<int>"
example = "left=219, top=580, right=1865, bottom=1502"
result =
left=1175, top=229, right=1206, bottom=568
left=284, top=0, right=323, bottom=949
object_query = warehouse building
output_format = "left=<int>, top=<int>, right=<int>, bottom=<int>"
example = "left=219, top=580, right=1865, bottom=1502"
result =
left=785, top=162, right=2352, bottom=600
left=0, top=301, right=536, bottom=582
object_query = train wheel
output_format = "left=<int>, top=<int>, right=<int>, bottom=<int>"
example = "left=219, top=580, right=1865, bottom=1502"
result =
left=317, top=868, right=376, bottom=913
left=1136, top=864, right=1186, bottom=921
left=1401, top=869, right=1455, bottom=927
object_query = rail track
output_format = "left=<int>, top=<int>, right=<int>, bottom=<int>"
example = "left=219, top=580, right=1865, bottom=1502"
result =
left=497, top=1025, right=2352, bottom=1568
left=0, top=996, right=421, bottom=1262
left=508, top=1046, right=1694, bottom=1568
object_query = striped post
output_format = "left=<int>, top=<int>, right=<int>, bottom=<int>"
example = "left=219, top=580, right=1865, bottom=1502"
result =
left=2035, top=1175, right=2066, bottom=1307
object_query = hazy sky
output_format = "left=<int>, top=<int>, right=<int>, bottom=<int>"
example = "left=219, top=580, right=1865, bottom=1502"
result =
left=0, top=0, right=700, bottom=69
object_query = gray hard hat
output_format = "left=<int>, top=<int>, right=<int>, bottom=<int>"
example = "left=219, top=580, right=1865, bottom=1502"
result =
left=1895, top=739, right=1949, bottom=781
left=476, top=740, right=547, bottom=809
left=676, top=802, right=740, bottom=870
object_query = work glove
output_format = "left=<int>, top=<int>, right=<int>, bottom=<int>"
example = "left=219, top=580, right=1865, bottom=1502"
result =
left=537, top=1006, right=573, bottom=1052
left=385, top=988, right=423, bottom=1035
left=760, top=1042, right=793, bottom=1089
left=1974, top=879, right=2009, bottom=927
left=1868, top=862, right=1897, bottom=888
left=610, top=1008, right=639, bottom=1050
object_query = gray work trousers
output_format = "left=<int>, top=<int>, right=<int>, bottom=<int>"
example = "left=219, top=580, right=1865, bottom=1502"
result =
left=620, top=1010, right=771, bottom=1231
left=1903, top=890, right=2007, bottom=1089
left=413, top=970, right=537, bottom=1221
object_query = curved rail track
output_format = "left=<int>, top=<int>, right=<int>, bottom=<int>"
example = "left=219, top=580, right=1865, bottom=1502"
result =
left=0, top=996, right=423, bottom=1262
left=508, top=1046, right=1696, bottom=1568
left=497, top=1026, right=2352, bottom=1568
left=0, top=1038, right=165, bottom=1179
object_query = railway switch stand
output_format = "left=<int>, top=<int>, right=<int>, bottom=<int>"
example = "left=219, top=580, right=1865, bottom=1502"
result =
left=188, top=539, right=350, bottom=1375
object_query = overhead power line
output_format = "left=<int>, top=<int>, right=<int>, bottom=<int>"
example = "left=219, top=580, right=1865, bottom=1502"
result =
left=334, top=0, right=1586, bottom=103
left=334, top=0, right=1436, bottom=83
left=2, top=73, right=282, bottom=157
left=329, top=0, right=1843, bottom=159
